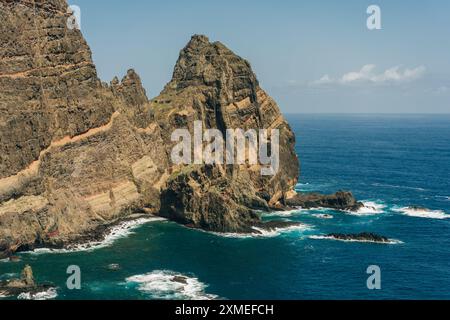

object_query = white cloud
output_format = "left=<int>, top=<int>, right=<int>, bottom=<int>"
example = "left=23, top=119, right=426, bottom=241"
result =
left=311, top=64, right=426, bottom=86
left=311, top=74, right=333, bottom=85
left=341, top=64, right=377, bottom=83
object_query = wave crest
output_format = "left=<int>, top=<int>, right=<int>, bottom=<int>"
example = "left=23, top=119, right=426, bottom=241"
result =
left=126, top=270, right=219, bottom=300
left=210, top=223, right=312, bottom=239
left=32, top=216, right=166, bottom=254
left=17, top=287, right=58, bottom=300
left=392, top=207, right=449, bottom=219
left=346, top=201, right=386, bottom=216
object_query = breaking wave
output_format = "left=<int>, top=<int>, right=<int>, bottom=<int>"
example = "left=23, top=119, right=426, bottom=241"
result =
left=263, top=201, right=386, bottom=218
left=17, top=287, right=58, bottom=300
left=295, top=182, right=311, bottom=191
left=311, top=213, right=333, bottom=219
left=210, top=224, right=312, bottom=239
left=346, top=201, right=386, bottom=216
left=125, top=270, right=219, bottom=300
left=262, top=207, right=332, bottom=218
left=392, top=206, right=449, bottom=220
left=261, top=208, right=305, bottom=217
left=32, top=216, right=166, bottom=254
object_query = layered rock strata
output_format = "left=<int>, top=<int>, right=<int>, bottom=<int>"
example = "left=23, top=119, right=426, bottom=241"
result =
left=0, top=0, right=300, bottom=256
left=0, top=0, right=362, bottom=257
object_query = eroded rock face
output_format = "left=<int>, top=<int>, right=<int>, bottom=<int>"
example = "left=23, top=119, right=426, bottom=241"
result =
left=155, top=36, right=299, bottom=200
left=0, top=0, right=170, bottom=255
left=160, top=165, right=264, bottom=233
left=155, top=35, right=299, bottom=230
left=0, top=0, right=115, bottom=179
left=0, top=1, right=300, bottom=255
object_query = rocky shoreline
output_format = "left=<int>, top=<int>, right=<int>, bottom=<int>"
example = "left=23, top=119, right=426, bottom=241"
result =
left=0, top=191, right=365, bottom=258
left=0, top=265, right=55, bottom=299
left=0, top=0, right=367, bottom=259
left=0, top=213, right=159, bottom=259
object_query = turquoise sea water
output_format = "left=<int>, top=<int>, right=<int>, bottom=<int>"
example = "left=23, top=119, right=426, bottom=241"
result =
left=1, top=114, right=449, bottom=300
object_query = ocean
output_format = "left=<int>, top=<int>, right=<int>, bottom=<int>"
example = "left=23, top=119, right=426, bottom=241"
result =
left=1, top=114, right=449, bottom=300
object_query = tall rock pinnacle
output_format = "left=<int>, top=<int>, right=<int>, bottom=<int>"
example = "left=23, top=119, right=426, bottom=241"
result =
left=0, top=2, right=300, bottom=256
left=154, top=35, right=299, bottom=230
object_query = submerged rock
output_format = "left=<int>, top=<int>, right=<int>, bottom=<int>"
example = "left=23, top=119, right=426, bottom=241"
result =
left=326, top=233, right=390, bottom=243
left=106, top=264, right=121, bottom=271
left=409, top=206, right=428, bottom=211
left=172, top=276, right=189, bottom=285
left=312, top=214, right=333, bottom=219
left=286, top=191, right=363, bottom=211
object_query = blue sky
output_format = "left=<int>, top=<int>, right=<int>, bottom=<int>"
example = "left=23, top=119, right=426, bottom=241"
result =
left=70, top=0, right=450, bottom=113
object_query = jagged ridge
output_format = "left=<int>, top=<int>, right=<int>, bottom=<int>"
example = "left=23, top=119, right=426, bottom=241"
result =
left=0, top=1, right=299, bottom=257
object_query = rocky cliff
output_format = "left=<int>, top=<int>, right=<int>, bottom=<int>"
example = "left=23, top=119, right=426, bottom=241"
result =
left=0, top=0, right=300, bottom=257
left=154, top=35, right=299, bottom=231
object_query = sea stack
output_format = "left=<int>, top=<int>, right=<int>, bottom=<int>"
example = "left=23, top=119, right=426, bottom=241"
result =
left=0, top=265, right=55, bottom=298
left=0, top=0, right=299, bottom=255
left=0, top=0, right=363, bottom=256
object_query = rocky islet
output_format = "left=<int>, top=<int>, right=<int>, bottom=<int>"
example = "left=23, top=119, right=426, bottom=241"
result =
left=0, top=0, right=366, bottom=258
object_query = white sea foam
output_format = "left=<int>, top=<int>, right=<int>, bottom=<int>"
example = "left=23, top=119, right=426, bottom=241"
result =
left=261, top=208, right=305, bottom=217
left=262, top=207, right=331, bottom=218
left=266, top=201, right=386, bottom=218
left=126, top=270, right=219, bottom=300
left=211, top=223, right=312, bottom=239
left=252, top=224, right=311, bottom=237
left=311, top=213, right=333, bottom=219
left=0, top=292, right=10, bottom=298
left=372, top=183, right=426, bottom=192
left=17, top=287, right=58, bottom=300
left=309, top=235, right=403, bottom=245
left=345, top=201, right=386, bottom=216
left=32, top=216, right=166, bottom=254
left=392, top=207, right=449, bottom=220
left=295, top=183, right=310, bottom=191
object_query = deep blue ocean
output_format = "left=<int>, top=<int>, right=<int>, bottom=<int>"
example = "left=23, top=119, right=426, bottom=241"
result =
left=1, top=114, right=449, bottom=300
